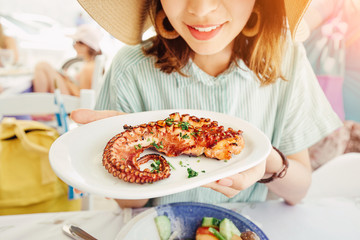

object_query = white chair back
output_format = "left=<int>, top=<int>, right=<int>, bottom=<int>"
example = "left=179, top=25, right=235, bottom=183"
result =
left=0, top=89, right=95, bottom=116
left=305, top=153, right=360, bottom=200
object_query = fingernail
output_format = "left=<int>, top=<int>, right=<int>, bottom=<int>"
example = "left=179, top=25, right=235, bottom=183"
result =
left=217, top=178, right=233, bottom=187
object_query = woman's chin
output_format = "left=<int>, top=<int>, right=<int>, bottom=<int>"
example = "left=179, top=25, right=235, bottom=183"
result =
left=190, top=45, right=224, bottom=56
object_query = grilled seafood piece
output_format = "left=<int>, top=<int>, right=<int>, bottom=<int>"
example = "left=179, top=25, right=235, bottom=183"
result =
left=103, top=112, right=245, bottom=184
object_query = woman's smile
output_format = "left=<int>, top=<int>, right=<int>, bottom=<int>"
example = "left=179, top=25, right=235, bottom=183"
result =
left=187, top=23, right=224, bottom=40
left=161, top=0, right=255, bottom=56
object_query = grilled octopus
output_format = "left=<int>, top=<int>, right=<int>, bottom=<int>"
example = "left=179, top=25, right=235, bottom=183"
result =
left=102, top=112, right=245, bottom=184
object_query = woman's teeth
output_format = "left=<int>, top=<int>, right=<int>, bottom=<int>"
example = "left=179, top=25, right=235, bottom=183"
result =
left=192, top=25, right=220, bottom=32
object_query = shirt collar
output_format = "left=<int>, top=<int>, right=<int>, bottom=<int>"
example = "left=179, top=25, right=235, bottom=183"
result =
left=175, top=59, right=249, bottom=88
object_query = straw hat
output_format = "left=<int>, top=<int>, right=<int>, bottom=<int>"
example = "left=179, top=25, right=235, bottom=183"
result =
left=77, top=0, right=311, bottom=45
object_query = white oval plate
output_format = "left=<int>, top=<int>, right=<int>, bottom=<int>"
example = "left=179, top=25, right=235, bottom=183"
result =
left=49, top=109, right=271, bottom=199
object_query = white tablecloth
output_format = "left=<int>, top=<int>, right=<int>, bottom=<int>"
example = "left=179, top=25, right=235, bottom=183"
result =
left=0, top=68, right=33, bottom=95
left=0, top=197, right=359, bottom=240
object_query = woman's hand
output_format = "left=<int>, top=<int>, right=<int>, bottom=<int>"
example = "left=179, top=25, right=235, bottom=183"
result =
left=202, top=160, right=266, bottom=198
left=70, top=109, right=124, bottom=124
left=203, top=148, right=312, bottom=205
left=70, top=109, right=150, bottom=208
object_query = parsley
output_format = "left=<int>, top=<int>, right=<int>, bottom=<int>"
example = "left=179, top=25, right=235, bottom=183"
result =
left=179, top=132, right=190, bottom=139
left=134, top=144, right=142, bottom=150
left=167, top=161, right=176, bottom=170
left=190, top=131, right=201, bottom=137
left=187, top=168, right=198, bottom=178
left=165, top=118, right=174, bottom=126
left=179, top=121, right=190, bottom=130
left=150, top=160, right=161, bottom=173
left=151, top=141, right=164, bottom=149
left=201, top=170, right=206, bottom=173
left=151, top=141, right=159, bottom=149
left=182, top=134, right=190, bottom=139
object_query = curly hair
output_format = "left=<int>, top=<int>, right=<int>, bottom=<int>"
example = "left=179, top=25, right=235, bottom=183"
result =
left=143, top=0, right=288, bottom=85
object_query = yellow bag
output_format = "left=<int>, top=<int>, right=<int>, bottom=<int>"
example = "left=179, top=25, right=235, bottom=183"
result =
left=0, top=118, right=81, bottom=215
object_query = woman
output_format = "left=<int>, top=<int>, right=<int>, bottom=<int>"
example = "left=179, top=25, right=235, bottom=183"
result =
left=72, top=0, right=342, bottom=208
left=32, top=24, right=102, bottom=97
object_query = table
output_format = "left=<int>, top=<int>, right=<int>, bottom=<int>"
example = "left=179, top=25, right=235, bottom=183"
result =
left=0, top=197, right=359, bottom=240
left=0, top=67, right=33, bottom=95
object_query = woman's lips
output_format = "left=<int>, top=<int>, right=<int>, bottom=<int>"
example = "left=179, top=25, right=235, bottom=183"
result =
left=187, top=24, right=223, bottom=40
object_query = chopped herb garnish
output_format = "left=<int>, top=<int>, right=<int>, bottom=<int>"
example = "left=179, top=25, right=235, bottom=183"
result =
left=179, top=121, right=190, bottom=130
left=121, top=158, right=126, bottom=161
left=134, top=144, right=142, bottom=150
left=179, top=161, right=183, bottom=166
left=187, top=168, right=198, bottom=178
left=150, top=160, right=161, bottom=172
left=197, top=160, right=200, bottom=163
left=179, top=132, right=190, bottom=139
left=167, top=161, right=176, bottom=170
left=151, top=141, right=160, bottom=149
left=147, top=138, right=150, bottom=142
left=191, top=131, right=201, bottom=137
left=165, top=118, right=174, bottom=126
left=224, top=160, right=228, bottom=163
left=182, top=134, right=190, bottom=139
left=201, top=170, right=206, bottom=173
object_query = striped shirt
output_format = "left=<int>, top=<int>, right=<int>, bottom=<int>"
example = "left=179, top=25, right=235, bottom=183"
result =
left=96, top=39, right=342, bottom=206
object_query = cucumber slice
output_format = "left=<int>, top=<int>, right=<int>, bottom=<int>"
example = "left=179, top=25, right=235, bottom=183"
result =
left=201, top=217, right=221, bottom=228
left=208, top=227, right=226, bottom=240
left=154, top=215, right=171, bottom=240
left=219, top=218, right=241, bottom=240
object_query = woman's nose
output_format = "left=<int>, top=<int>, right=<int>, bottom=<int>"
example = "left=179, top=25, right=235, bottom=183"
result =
left=187, top=0, right=219, bottom=17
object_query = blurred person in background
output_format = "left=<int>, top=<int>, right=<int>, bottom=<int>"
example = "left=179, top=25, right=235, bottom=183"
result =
left=32, top=24, right=103, bottom=97
left=0, top=22, right=19, bottom=93
left=0, top=22, right=19, bottom=66
left=303, top=0, right=360, bottom=122
left=302, top=0, right=360, bottom=169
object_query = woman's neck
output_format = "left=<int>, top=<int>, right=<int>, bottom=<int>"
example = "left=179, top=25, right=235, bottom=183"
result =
left=78, top=54, right=95, bottom=62
left=84, top=55, right=95, bottom=62
left=192, top=41, right=234, bottom=77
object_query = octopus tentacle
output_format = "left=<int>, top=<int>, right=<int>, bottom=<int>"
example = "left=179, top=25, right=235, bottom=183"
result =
left=102, top=112, right=245, bottom=184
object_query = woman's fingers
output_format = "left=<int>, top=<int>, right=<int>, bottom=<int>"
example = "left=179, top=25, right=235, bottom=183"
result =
left=225, top=160, right=266, bottom=190
left=202, top=160, right=266, bottom=198
left=73, top=188, right=83, bottom=194
left=202, top=182, right=240, bottom=198
left=70, top=109, right=124, bottom=124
